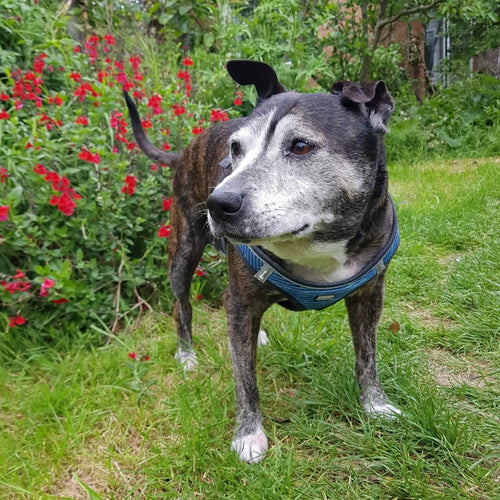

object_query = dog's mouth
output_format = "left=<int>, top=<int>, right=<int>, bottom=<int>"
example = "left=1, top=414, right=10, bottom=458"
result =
left=212, top=221, right=312, bottom=246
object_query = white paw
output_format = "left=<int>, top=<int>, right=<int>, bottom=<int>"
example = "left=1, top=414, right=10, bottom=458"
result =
left=363, top=400, right=402, bottom=419
left=231, top=430, right=268, bottom=464
left=174, top=347, right=198, bottom=371
left=257, top=329, right=269, bottom=347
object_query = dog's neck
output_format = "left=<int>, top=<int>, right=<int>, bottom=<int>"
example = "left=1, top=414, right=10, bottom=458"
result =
left=259, top=190, right=392, bottom=284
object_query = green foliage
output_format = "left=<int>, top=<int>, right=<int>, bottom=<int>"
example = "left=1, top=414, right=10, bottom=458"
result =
left=388, top=74, right=500, bottom=162
left=0, top=0, right=63, bottom=72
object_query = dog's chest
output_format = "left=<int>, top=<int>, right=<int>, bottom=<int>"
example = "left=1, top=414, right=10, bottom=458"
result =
left=263, top=239, right=356, bottom=283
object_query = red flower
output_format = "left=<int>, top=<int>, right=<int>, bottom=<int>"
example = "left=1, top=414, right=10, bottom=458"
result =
left=103, top=34, right=115, bottom=45
left=0, top=205, right=9, bottom=221
left=49, top=194, right=59, bottom=206
left=9, top=315, right=26, bottom=328
left=195, top=268, right=204, bottom=277
left=0, top=91, right=9, bottom=101
left=87, top=34, right=100, bottom=45
left=147, top=94, right=163, bottom=115
left=50, top=192, right=77, bottom=216
left=97, top=69, right=109, bottom=83
left=210, top=109, right=229, bottom=122
left=34, top=163, right=47, bottom=175
left=121, top=175, right=137, bottom=195
left=172, top=104, right=186, bottom=116
left=52, top=298, right=68, bottom=304
left=69, top=71, right=82, bottom=82
left=129, top=56, right=141, bottom=72
left=234, top=97, right=243, bottom=106
left=162, top=197, right=173, bottom=211
left=110, top=111, right=124, bottom=128
left=40, top=277, right=55, bottom=297
left=13, top=269, right=25, bottom=279
left=78, top=148, right=101, bottom=164
left=132, top=89, right=144, bottom=99
left=49, top=95, right=63, bottom=106
left=74, top=82, right=98, bottom=102
left=75, top=115, right=88, bottom=126
left=192, top=126, right=204, bottom=135
left=0, top=167, right=8, bottom=183
left=183, top=56, right=194, bottom=66
left=33, top=54, right=46, bottom=74
left=0, top=109, right=9, bottom=120
left=158, top=224, right=171, bottom=238
left=128, top=352, right=137, bottom=360
left=141, top=119, right=153, bottom=129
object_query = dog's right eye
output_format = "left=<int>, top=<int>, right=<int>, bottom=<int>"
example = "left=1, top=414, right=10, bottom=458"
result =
left=231, top=141, right=242, bottom=158
left=291, top=139, right=313, bottom=156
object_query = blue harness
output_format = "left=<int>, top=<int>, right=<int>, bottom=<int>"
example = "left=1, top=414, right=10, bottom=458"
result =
left=232, top=204, right=400, bottom=311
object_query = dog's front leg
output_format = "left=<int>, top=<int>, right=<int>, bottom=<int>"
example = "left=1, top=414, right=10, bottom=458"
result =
left=224, top=259, right=271, bottom=464
left=345, top=273, right=401, bottom=418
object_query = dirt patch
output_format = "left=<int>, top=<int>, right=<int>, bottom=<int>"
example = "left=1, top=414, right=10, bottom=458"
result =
left=404, top=302, right=456, bottom=331
left=49, top=415, right=150, bottom=499
left=446, top=156, right=500, bottom=173
left=427, top=348, right=497, bottom=388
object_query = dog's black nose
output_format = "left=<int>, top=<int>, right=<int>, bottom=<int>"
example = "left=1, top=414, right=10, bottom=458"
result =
left=206, top=191, right=243, bottom=221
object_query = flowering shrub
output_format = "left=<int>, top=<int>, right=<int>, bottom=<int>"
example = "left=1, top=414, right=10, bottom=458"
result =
left=0, top=31, right=243, bottom=335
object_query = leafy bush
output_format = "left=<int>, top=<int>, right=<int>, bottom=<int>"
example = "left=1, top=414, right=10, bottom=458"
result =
left=388, top=74, right=500, bottom=162
left=0, top=12, right=243, bottom=337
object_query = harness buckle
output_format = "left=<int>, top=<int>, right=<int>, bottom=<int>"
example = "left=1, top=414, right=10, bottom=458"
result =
left=375, top=260, right=386, bottom=274
left=254, top=263, right=274, bottom=283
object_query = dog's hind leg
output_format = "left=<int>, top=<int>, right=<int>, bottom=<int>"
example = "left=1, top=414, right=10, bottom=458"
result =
left=345, top=273, right=401, bottom=418
left=168, top=214, right=207, bottom=371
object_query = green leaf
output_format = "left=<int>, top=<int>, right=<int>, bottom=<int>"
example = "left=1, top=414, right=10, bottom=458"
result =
left=203, top=33, right=214, bottom=48
left=158, top=13, right=173, bottom=25
left=7, top=185, right=23, bottom=207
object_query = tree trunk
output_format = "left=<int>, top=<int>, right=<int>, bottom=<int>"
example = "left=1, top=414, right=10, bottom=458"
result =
left=57, top=0, right=90, bottom=43
left=358, top=0, right=444, bottom=83
left=359, top=0, right=387, bottom=83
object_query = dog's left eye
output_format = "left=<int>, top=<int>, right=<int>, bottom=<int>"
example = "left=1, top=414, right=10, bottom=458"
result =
left=291, top=139, right=313, bottom=156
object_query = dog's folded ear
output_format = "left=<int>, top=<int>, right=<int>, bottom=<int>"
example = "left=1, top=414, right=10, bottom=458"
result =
left=226, top=60, right=287, bottom=105
left=331, top=80, right=394, bottom=132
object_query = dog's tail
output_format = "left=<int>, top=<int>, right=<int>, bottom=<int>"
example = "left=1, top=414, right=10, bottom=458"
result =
left=124, top=92, right=182, bottom=168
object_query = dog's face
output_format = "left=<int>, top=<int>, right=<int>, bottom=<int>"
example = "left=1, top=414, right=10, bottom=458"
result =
left=207, top=62, right=394, bottom=258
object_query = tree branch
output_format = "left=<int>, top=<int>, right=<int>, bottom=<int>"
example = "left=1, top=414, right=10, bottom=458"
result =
left=377, top=0, right=444, bottom=31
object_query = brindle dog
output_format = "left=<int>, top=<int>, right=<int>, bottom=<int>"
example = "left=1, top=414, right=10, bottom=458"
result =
left=125, top=60, right=400, bottom=464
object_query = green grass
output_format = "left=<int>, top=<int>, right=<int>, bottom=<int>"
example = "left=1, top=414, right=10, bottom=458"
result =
left=1, top=157, right=499, bottom=499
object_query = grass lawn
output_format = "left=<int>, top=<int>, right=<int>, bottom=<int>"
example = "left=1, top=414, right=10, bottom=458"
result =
left=1, top=157, right=499, bottom=499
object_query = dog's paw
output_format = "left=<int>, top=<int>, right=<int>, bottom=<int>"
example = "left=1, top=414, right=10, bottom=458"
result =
left=174, top=347, right=198, bottom=371
left=257, top=329, right=269, bottom=347
left=363, top=399, right=402, bottom=420
left=231, top=431, right=268, bottom=464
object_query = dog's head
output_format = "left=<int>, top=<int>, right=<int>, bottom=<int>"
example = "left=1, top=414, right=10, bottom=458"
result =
left=207, top=60, right=394, bottom=255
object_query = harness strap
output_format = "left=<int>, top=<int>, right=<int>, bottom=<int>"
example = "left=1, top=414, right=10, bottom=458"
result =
left=234, top=202, right=400, bottom=311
